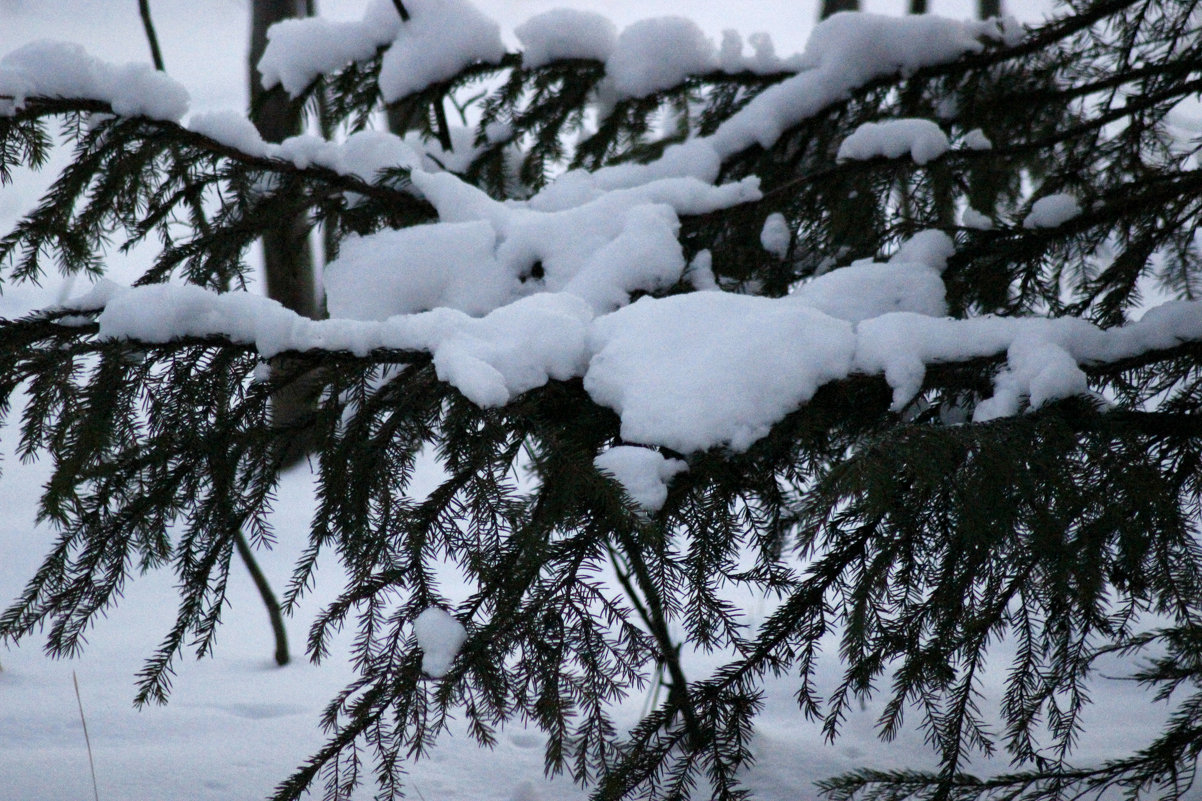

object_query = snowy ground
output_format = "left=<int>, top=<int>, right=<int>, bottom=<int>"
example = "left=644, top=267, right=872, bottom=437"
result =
left=0, top=1, right=1174, bottom=800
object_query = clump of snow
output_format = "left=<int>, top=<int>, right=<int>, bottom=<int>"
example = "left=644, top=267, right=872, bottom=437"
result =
left=187, top=112, right=418, bottom=181
left=413, top=607, right=467, bottom=678
left=686, top=250, right=719, bottom=291
left=323, top=222, right=513, bottom=319
left=59, top=277, right=125, bottom=312
left=1023, top=193, right=1082, bottom=229
left=961, top=207, right=993, bottom=229
left=790, top=261, right=947, bottom=322
left=594, top=446, right=687, bottom=513
left=378, top=0, right=505, bottom=102
left=709, top=13, right=1008, bottom=158
left=0, top=40, right=188, bottom=121
left=516, top=9, right=617, bottom=69
left=257, top=0, right=504, bottom=103
left=891, top=229, right=955, bottom=273
left=585, top=293, right=857, bottom=453
left=719, top=30, right=802, bottom=74
left=605, top=17, right=717, bottom=98
left=837, top=119, right=949, bottom=165
left=760, top=213, right=792, bottom=259
left=257, top=0, right=402, bottom=96
left=963, top=128, right=993, bottom=150
left=188, top=110, right=273, bottom=158
left=92, top=282, right=593, bottom=408
left=401, top=168, right=758, bottom=315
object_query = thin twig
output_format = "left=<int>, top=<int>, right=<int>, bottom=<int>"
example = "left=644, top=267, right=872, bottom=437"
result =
left=137, top=0, right=167, bottom=72
left=392, top=0, right=410, bottom=21
left=233, top=527, right=291, bottom=666
left=73, top=671, right=100, bottom=801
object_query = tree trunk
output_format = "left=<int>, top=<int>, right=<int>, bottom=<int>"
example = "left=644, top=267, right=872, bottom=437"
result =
left=979, top=0, right=1002, bottom=17
left=249, top=0, right=317, bottom=322
left=249, top=0, right=321, bottom=467
left=820, top=0, right=859, bottom=18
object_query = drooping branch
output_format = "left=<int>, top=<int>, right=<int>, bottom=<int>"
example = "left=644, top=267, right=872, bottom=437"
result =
left=4, top=98, right=434, bottom=214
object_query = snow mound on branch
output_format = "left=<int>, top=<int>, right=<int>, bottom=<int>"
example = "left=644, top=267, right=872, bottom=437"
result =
left=324, top=222, right=513, bottom=319
left=256, top=1, right=402, bottom=96
left=0, top=41, right=188, bottom=120
left=962, top=207, right=993, bottom=229
left=720, top=30, right=804, bottom=75
left=594, top=447, right=687, bottom=513
left=837, top=119, right=949, bottom=165
left=589, top=12, right=1015, bottom=189
left=585, top=293, right=858, bottom=453
left=516, top=9, right=618, bottom=68
left=761, top=213, right=792, bottom=259
left=964, top=128, right=993, bottom=150
left=384, top=169, right=759, bottom=315
left=1023, top=193, right=1081, bottom=228
left=378, top=0, right=505, bottom=102
left=256, top=0, right=505, bottom=102
left=83, top=279, right=1202, bottom=453
left=413, top=608, right=467, bottom=678
left=605, top=17, right=718, bottom=98
left=787, top=231, right=952, bottom=322
left=791, top=262, right=947, bottom=322
left=188, top=112, right=418, bottom=180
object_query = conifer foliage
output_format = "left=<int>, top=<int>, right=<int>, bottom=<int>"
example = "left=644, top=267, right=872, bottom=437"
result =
left=2, top=1, right=1202, bottom=799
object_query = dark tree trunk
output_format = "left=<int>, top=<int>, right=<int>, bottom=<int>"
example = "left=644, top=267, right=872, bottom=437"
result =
left=249, top=0, right=322, bottom=470
left=820, top=0, right=859, bottom=18
left=249, top=0, right=317, bottom=322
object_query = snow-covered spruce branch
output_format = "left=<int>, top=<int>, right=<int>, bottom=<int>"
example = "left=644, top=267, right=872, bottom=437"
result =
left=8, top=291, right=1202, bottom=444
left=4, top=0, right=1202, bottom=799
left=2, top=96, right=434, bottom=212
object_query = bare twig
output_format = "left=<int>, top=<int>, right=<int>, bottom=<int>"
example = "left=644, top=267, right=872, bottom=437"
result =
left=233, top=528, right=291, bottom=666
left=137, top=0, right=166, bottom=72
left=392, top=0, right=410, bottom=21
left=73, top=671, right=100, bottom=801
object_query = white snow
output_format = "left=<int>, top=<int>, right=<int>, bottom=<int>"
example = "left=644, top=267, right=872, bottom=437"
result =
left=605, top=17, right=718, bottom=98
left=790, top=260, right=947, bottom=322
left=719, top=30, right=803, bottom=74
left=707, top=13, right=1013, bottom=158
left=963, top=127, right=993, bottom=150
left=401, top=168, right=760, bottom=314
left=0, top=40, right=188, bottom=120
left=413, top=607, right=467, bottom=678
left=1023, top=193, right=1082, bottom=228
left=187, top=110, right=273, bottom=158
left=187, top=113, right=418, bottom=181
left=585, top=292, right=857, bottom=453
left=257, top=0, right=505, bottom=103
left=515, top=9, right=618, bottom=68
left=378, top=0, right=506, bottom=102
left=837, top=118, right=950, bottom=165
left=594, top=446, right=687, bottom=513
left=891, top=228, right=955, bottom=272
left=324, top=223, right=513, bottom=319
left=961, top=206, right=993, bottom=229
left=256, top=0, right=402, bottom=96
left=760, top=213, right=792, bottom=259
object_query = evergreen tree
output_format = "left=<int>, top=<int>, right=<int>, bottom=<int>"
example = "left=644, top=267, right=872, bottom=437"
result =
left=1, top=1, right=1201, bottom=799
